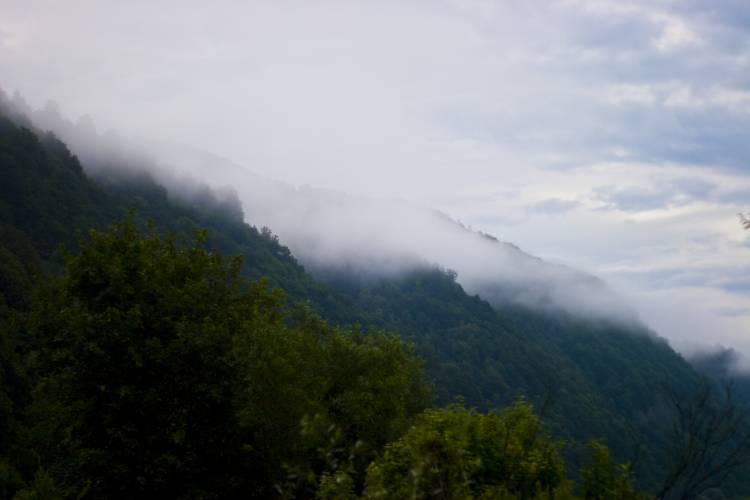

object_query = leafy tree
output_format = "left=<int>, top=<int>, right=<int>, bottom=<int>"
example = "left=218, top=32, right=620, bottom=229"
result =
left=232, top=306, right=430, bottom=497
left=0, top=295, right=32, bottom=498
left=12, top=469, right=61, bottom=500
left=580, top=440, right=639, bottom=500
left=24, top=217, right=430, bottom=498
left=363, top=401, right=569, bottom=499
left=28, top=218, right=254, bottom=498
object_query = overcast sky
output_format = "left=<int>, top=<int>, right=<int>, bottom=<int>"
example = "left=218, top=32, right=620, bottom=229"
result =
left=3, top=0, right=750, bottom=362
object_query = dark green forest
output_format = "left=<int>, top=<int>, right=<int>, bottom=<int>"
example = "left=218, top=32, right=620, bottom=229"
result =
left=1, top=99, right=749, bottom=498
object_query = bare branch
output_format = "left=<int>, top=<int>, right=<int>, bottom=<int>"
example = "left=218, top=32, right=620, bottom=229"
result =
left=656, top=381, right=750, bottom=499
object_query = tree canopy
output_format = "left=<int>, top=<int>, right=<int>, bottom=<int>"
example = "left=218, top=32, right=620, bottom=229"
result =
left=20, top=219, right=430, bottom=498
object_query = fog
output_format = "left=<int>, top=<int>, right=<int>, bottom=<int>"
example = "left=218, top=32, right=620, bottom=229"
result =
left=187, top=154, right=636, bottom=322
left=3, top=0, right=750, bottom=365
left=187, top=155, right=637, bottom=323
left=3, top=90, right=637, bottom=326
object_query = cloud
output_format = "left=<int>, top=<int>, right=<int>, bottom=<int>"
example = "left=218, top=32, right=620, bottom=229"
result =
left=2, top=0, right=750, bottom=359
left=595, top=185, right=677, bottom=212
left=592, top=176, right=717, bottom=212
left=530, top=198, right=580, bottom=215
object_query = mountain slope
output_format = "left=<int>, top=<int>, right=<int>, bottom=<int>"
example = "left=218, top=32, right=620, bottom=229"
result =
left=2, top=99, right=635, bottom=322
left=0, top=99, right=743, bottom=492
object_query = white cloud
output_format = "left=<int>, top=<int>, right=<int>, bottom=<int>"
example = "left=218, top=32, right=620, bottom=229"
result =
left=606, top=84, right=660, bottom=105
left=652, top=13, right=700, bottom=52
left=710, top=87, right=750, bottom=113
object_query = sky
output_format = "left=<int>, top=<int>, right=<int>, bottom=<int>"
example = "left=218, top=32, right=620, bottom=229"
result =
left=2, top=0, right=750, bottom=362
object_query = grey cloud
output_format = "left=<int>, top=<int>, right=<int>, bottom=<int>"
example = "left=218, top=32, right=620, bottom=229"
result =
left=594, top=185, right=677, bottom=212
left=718, top=279, right=750, bottom=294
left=670, top=177, right=716, bottom=198
left=713, top=189, right=750, bottom=205
left=523, top=2, right=750, bottom=172
left=593, top=176, right=720, bottom=212
left=529, top=198, right=579, bottom=215
left=604, top=105, right=750, bottom=170
left=5, top=0, right=750, bottom=178
left=715, top=307, right=750, bottom=318
left=610, top=263, right=750, bottom=297
left=675, top=0, right=750, bottom=37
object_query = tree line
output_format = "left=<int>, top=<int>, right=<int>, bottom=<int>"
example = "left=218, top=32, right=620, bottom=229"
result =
left=0, top=219, right=745, bottom=498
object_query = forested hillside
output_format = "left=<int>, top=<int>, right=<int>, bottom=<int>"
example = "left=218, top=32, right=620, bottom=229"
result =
left=1, top=102, right=749, bottom=498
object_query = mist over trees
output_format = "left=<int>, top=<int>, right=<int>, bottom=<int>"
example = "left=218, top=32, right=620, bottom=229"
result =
left=1, top=93, right=749, bottom=497
left=0, top=216, right=649, bottom=499
left=0, top=90, right=639, bottom=325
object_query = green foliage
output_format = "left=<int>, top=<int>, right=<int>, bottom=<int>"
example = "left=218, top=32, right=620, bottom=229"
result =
left=363, top=401, right=568, bottom=499
left=0, top=459, right=25, bottom=499
left=0, top=306, right=31, bottom=499
left=23, top=218, right=428, bottom=498
left=28, top=218, right=253, bottom=497
left=13, top=469, right=61, bottom=500
left=0, top=113, right=108, bottom=262
left=316, top=471, right=358, bottom=500
left=232, top=307, right=430, bottom=497
left=580, top=440, right=639, bottom=500
left=0, top=102, right=748, bottom=496
left=327, top=268, right=708, bottom=490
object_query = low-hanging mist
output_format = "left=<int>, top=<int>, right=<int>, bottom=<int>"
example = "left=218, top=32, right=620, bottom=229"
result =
left=171, top=149, right=637, bottom=323
left=6, top=92, right=637, bottom=325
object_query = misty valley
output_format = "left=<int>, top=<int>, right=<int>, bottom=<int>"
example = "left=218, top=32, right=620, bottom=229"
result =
left=1, top=91, right=750, bottom=499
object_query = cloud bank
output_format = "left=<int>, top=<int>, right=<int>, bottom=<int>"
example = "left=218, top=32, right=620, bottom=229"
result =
left=2, top=0, right=750, bottom=359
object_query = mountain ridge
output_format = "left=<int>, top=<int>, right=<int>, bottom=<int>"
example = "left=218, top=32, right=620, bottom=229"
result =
left=1, top=94, right=746, bottom=493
